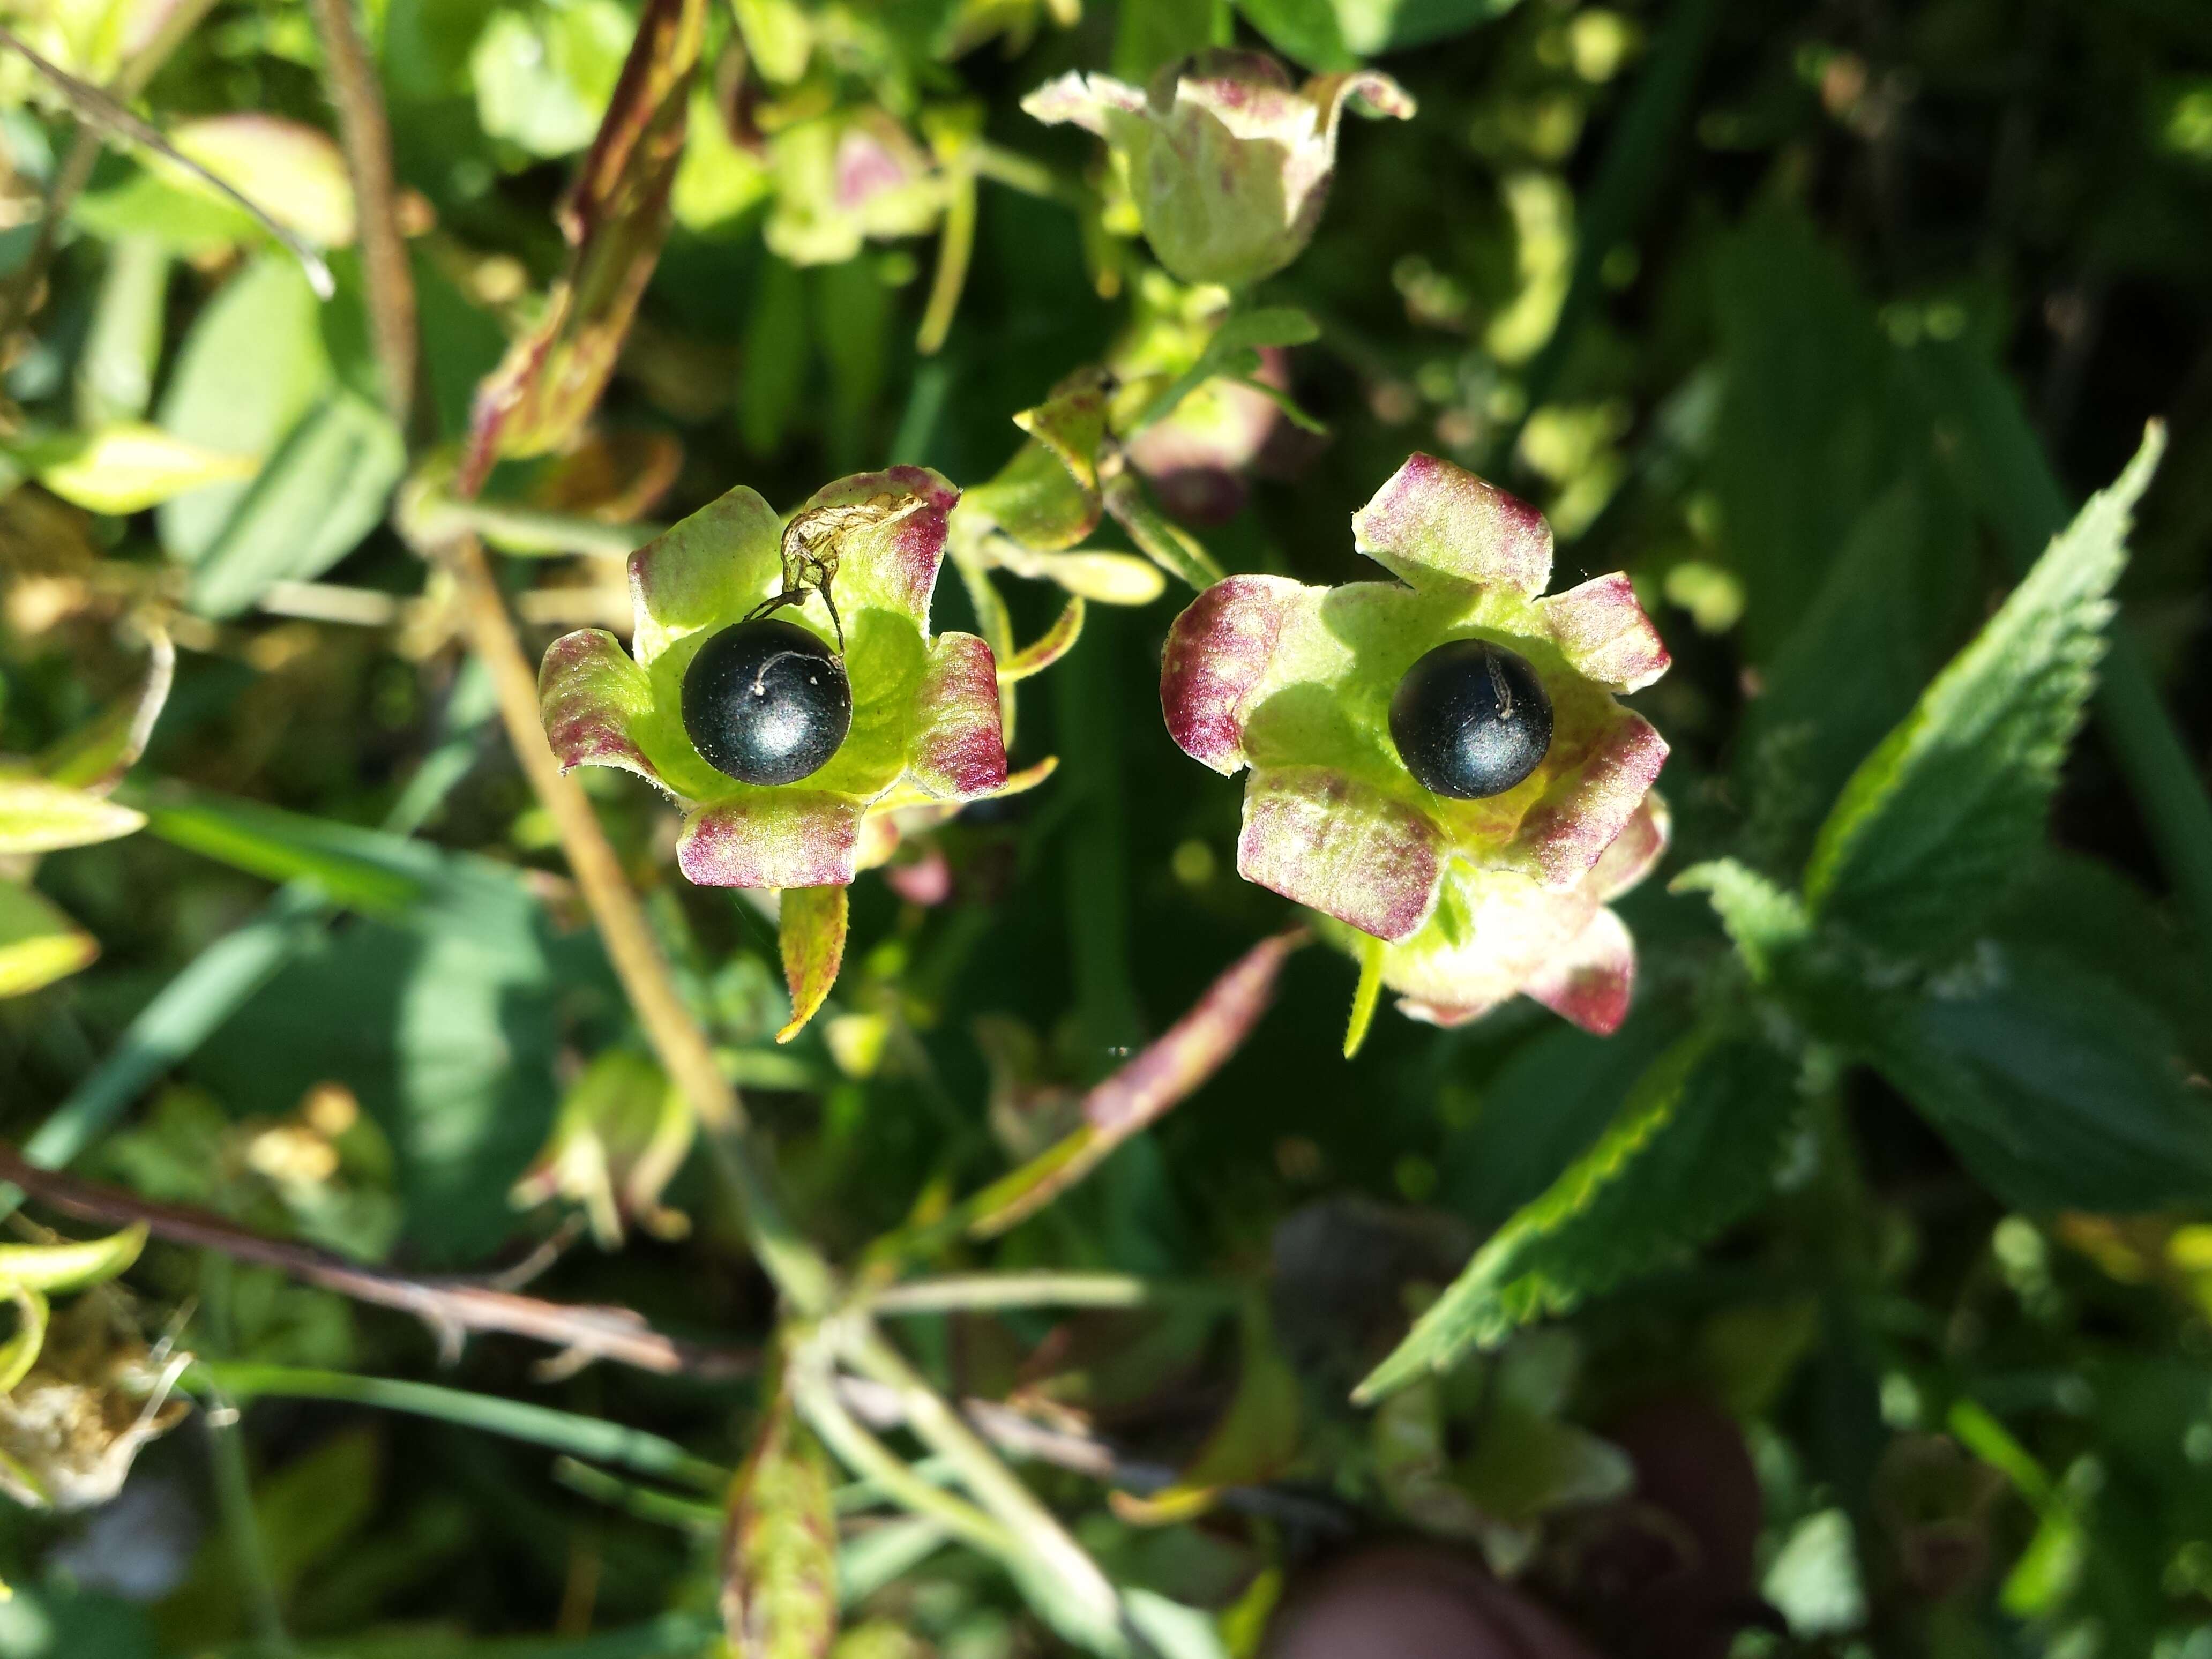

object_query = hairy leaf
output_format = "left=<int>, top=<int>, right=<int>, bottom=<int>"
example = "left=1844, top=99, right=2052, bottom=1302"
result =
left=1858, top=947, right=2212, bottom=1213
left=1805, top=427, right=2165, bottom=960
left=1357, top=1031, right=1799, bottom=1401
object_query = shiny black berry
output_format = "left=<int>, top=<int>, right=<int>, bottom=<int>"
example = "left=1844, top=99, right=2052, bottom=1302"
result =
left=681, top=617, right=851, bottom=786
left=1388, top=638, right=1553, bottom=800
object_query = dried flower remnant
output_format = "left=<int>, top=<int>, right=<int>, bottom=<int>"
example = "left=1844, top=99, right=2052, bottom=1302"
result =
left=1024, top=51, right=1415, bottom=288
left=0, top=1297, right=190, bottom=1513
left=1160, top=454, right=1671, bottom=1036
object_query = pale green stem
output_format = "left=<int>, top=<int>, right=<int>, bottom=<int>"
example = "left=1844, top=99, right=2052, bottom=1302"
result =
left=839, top=1326, right=1124, bottom=1646
left=868, top=1272, right=1228, bottom=1316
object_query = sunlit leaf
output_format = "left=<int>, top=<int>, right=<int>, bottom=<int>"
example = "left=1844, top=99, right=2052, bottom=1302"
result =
left=1806, top=426, right=2165, bottom=960
left=1356, top=1031, right=1800, bottom=1401
left=778, top=886, right=849, bottom=1045
left=167, top=114, right=356, bottom=246
left=6, top=423, right=255, bottom=514
left=996, top=595, right=1085, bottom=683
left=0, top=1224, right=146, bottom=1295
left=0, top=880, right=98, bottom=998
left=0, top=778, right=144, bottom=855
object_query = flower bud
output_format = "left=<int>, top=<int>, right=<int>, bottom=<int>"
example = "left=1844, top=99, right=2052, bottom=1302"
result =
left=1024, top=51, right=1413, bottom=288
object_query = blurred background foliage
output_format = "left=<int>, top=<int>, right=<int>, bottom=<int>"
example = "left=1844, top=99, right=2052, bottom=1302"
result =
left=0, top=0, right=2210, bottom=1655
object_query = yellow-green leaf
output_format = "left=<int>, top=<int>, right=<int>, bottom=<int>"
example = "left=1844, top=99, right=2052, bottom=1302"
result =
left=0, top=1224, right=147, bottom=1294
left=15, top=422, right=256, bottom=514
left=0, top=778, right=145, bottom=854
left=777, top=885, right=849, bottom=1044
left=168, top=115, right=357, bottom=248
left=0, top=881, right=98, bottom=997
left=0, top=1287, right=49, bottom=1395
left=996, top=595, right=1086, bottom=684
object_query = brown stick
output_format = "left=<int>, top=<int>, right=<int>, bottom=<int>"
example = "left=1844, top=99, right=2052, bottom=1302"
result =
left=429, top=533, right=835, bottom=1315
left=442, top=532, right=742, bottom=1139
left=308, top=0, right=417, bottom=426
left=0, top=1144, right=753, bottom=1378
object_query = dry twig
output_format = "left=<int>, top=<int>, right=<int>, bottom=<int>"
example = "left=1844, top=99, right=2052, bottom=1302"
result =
left=0, top=1144, right=755, bottom=1378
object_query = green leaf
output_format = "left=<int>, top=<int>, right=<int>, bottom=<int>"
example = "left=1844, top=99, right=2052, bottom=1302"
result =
left=0, top=879, right=97, bottom=997
left=1115, top=0, right=1231, bottom=81
left=134, top=793, right=611, bottom=1260
left=1235, top=0, right=1356, bottom=71
left=1100, top=473, right=1222, bottom=592
left=1111, top=1302, right=1299, bottom=1524
left=1709, top=210, right=1916, bottom=661
left=1987, top=850, right=2212, bottom=1072
left=460, top=0, right=705, bottom=490
left=722, top=1394, right=839, bottom=1659
left=1439, top=1010, right=1675, bottom=1235
left=470, top=0, right=635, bottom=158
left=1744, top=474, right=1974, bottom=857
left=1240, top=0, right=1519, bottom=59
left=1904, top=335, right=2212, bottom=966
left=0, top=777, right=144, bottom=854
left=74, top=236, right=168, bottom=427
left=777, top=885, right=849, bottom=1044
left=1458, top=1401, right=1632, bottom=1523
left=1671, top=860, right=1812, bottom=984
left=156, top=253, right=334, bottom=563
left=0, top=1287, right=48, bottom=1395
left=1805, top=426, right=2166, bottom=960
left=1331, top=0, right=1522, bottom=52
left=5, top=422, right=256, bottom=513
left=996, top=595, right=1085, bottom=683
left=167, top=116, right=357, bottom=249
left=183, top=390, right=407, bottom=617
left=248, top=1428, right=382, bottom=1601
left=200, top=1364, right=724, bottom=1488
left=741, top=255, right=810, bottom=456
left=1857, top=946, right=2212, bottom=1213
left=1133, top=306, right=1319, bottom=433
left=135, top=791, right=428, bottom=917
left=1356, top=1030, right=1799, bottom=1402
left=0, top=1223, right=145, bottom=1292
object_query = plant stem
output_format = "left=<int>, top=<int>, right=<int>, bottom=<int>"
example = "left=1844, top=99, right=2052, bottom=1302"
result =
left=308, top=0, right=417, bottom=428
left=197, top=1363, right=727, bottom=1489
left=203, top=1391, right=293, bottom=1655
left=840, top=1326, right=1125, bottom=1648
left=432, top=529, right=835, bottom=1316
left=0, top=0, right=219, bottom=346
left=969, top=141, right=1072, bottom=204
left=867, top=1272, right=1228, bottom=1316
left=916, top=165, right=977, bottom=355
left=788, top=1341, right=1014, bottom=1559
left=401, top=481, right=664, bottom=558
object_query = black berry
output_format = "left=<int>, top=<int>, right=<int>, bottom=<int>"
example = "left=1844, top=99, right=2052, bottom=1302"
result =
left=1388, top=638, right=1553, bottom=799
left=682, top=617, right=851, bottom=786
